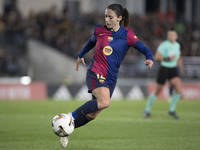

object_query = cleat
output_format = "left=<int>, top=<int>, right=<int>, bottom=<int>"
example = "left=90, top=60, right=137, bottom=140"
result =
left=60, top=112, right=74, bottom=148
left=168, top=111, right=179, bottom=120
left=144, top=110, right=151, bottom=119
left=60, top=136, right=69, bottom=148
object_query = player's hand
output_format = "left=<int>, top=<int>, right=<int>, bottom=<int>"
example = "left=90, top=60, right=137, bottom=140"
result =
left=169, top=55, right=176, bottom=60
left=145, top=59, right=154, bottom=69
left=76, top=57, right=85, bottom=71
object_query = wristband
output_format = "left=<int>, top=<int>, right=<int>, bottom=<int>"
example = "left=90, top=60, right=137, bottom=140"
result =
left=163, top=57, right=170, bottom=61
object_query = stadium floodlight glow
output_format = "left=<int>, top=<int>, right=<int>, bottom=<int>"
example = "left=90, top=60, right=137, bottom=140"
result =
left=20, top=76, right=32, bottom=85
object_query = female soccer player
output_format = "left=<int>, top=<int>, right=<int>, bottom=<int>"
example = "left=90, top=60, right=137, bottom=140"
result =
left=144, top=28, right=182, bottom=120
left=60, top=3, right=154, bottom=147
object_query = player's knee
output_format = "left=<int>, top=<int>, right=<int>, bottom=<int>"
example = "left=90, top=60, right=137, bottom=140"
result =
left=176, top=89, right=181, bottom=94
left=174, top=85, right=181, bottom=94
left=102, top=98, right=111, bottom=108
left=97, top=97, right=111, bottom=109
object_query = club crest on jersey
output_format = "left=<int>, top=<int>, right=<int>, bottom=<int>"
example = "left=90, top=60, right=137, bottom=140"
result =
left=107, top=36, right=113, bottom=42
left=103, top=46, right=113, bottom=56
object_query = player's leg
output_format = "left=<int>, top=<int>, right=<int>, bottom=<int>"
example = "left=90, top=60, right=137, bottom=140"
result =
left=62, top=85, right=114, bottom=146
left=144, top=83, right=163, bottom=116
left=71, top=87, right=110, bottom=126
left=61, top=97, right=102, bottom=148
left=170, top=77, right=181, bottom=94
left=60, top=73, right=111, bottom=147
left=72, top=70, right=111, bottom=120
left=74, top=87, right=110, bottom=127
left=60, top=71, right=114, bottom=147
left=169, top=85, right=174, bottom=96
left=169, top=67, right=180, bottom=98
left=74, top=83, right=115, bottom=128
left=74, top=110, right=102, bottom=128
left=144, top=66, right=166, bottom=118
left=84, top=84, right=115, bottom=120
left=73, top=70, right=114, bottom=128
left=74, top=95, right=100, bottom=128
left=168, top=76, right=181, bottom=119
left=167, top=84, right=174, bottom=103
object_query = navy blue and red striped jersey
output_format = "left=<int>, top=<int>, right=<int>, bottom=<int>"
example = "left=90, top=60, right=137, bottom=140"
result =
left=78, top=25, right=153, bottom=84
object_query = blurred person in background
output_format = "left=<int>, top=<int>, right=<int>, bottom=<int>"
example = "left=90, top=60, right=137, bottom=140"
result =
left=59, top=3, right=154, bottom=148
left=144, top=28, right=183, bottom=120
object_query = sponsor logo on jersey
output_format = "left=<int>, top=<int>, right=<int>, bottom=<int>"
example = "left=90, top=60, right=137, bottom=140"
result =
left=103, top=46, right=113, bottom=56
left=99, top=33, right=104, bottom=36
left=107, top=36, right=113, bottom=42
left=134, top=35, right=137, bottom=39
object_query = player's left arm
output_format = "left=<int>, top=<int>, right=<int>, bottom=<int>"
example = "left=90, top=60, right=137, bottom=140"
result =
left=127, top=29, right=154, bottom=69
left=78, top=26, right=99, bottom=58
left=133, top=41, right=154, bottom=69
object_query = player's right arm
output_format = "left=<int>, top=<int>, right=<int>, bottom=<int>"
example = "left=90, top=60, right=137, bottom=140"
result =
left=76, top=57, right=85, bottom=71
left=78, top=26, right=100, bottom=58
left=78, top=35, right=96, bottom=58
left=76, top=26, right=99, bottom=71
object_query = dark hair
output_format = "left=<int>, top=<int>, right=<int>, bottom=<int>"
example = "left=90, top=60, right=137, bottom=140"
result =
left=107, top=4, right=130, bottom=27
left=169, top=27, right=176, bottom=31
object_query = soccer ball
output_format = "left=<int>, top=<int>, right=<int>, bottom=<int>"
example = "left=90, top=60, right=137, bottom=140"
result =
left=52, top=113, right=74, bottom=137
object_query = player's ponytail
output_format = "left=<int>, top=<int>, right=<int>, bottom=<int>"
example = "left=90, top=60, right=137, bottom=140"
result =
left=107, top=4, right=130, bottom=27
left=122, top=8, right=130, bottom=27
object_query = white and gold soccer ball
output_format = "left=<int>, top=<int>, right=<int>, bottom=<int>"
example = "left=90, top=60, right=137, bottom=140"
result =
left=52, top=113, right=74, bottom=137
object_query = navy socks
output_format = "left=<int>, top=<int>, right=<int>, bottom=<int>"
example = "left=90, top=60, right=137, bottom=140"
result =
left=74, top=115, right=90, bottom=128
left=72, top=99, right=99, bottom=119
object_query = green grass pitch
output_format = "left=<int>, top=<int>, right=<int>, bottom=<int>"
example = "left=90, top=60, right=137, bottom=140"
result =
left=0, top=99, right=200, bottom=150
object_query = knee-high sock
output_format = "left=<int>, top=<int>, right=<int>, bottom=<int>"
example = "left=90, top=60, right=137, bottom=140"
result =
left=74, top=115, right=90, bottom=128
left=169, top=93, right=180, bottom=112
left=145, top=93, right=157, bottom=113
left=72, top=99, right=98, bottom=119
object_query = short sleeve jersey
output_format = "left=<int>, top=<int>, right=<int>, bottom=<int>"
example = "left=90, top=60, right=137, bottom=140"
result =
left=157, top=40, right=181, bottom=68
left=88, top=25, right=140, bottom=84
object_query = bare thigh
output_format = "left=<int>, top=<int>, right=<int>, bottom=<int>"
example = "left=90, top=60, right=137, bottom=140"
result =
left=155, top=83, right=164, bottom=96
left=86, top=87, right=110, bottom=120
left=92, top=87, right=111, bottom=109
left=170, top=77, right=182, bottom=94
